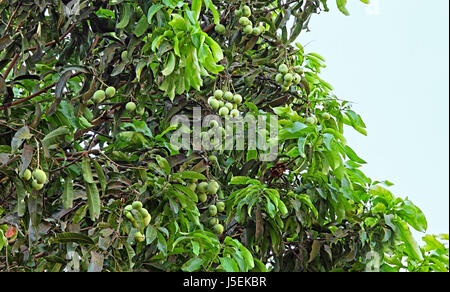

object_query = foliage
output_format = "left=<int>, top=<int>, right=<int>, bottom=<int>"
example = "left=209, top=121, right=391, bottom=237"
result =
left=0, top=0, right=448, bottom=272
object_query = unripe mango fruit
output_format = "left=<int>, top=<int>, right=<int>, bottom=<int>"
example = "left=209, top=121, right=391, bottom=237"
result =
left=32, top=180, right=44, bottom=191
left=188, top=183, right=197, bottom=192
left=305, top=117, right=316, bottom=125
left=198, top=192, right=207, bottom=203
left=322, top=112, right=331, bottom=120
left=239, top=17, right=250, bottom=26
left=243, top=25, right=253, bottom=35
left=207, top=181, right=220, bottom=195
left=233, top=94, right=242, bottom=104
left=32, top=169, right=47, bottom=184
left=105, top=86, right=116, bottom=98
left=215, top=24, right=225, bottom=34
left=209, top=217, right=218, bottom=227
left=230, top=109, right=240, bottom=118
left=143, top=214, right=151, bottom=226
left=93, top=90, right=106, bottom=103
left=224, top=91, right=234, bottom=102
left=22, top=169, right=32, bottom=181
left=132, top=201, right=143, bottom=210
left=214, top=90, right=224, bottom=99
left=198, top=182, right=209, bottom=193
left=209, top=205, right=218, bottom=216
left=243, top=5, right=251, bottom=17
left=219, top=107, right=229, bottom=117
left=134, top=232, right=145, bottom=243
left=126, top=102, right=136, bottom=112
left=216, top=201, right=225, bottom=213
left=278, top=64, right=288, bottom=74
left=213, top=224, right=224, bottom=235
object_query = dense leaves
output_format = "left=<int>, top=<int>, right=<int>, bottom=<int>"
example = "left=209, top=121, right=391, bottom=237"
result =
left=0, top=0, right=448, bottom=272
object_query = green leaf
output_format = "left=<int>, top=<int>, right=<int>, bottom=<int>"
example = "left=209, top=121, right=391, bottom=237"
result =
left=42, top=127, right=70, bottom=148
left=53, top=232, right=95, bottom=245
left=397, top=219, right=423, bottom=261
left=173, top=184, right=198, bottom=203
left=145, top=225, right=157, bottom=245
left=176, top=171, right=207, bottom=180
left=0, top=230, right=5, bottom=252
left=220, top=257, right=239, bottom=272
left=422, top=235, right=446, bottom=252
left=63, top=175, right=74, bottom=209
left=191, top=0, right=202, bottom=21
left=73, top=204, right=88, bottom=224
left=343, top=145, right=366, bottom=164
left=239, top=245, right=255, bottom=269
left=82, top=156, right=94, bottom=184
left=117, top=3, right=131, bottom=28
left=92, top=160, right=107, bottom=195
left=11, top=126, right=32, bottom=153
left=204, top=35, right=223, bottom=62
left=162, top=52, right=176, bottom=76
left=181, top=257, right=204, bottom=272
left=156, top=155, right=171, bottom=175
left=229, top=176, right=251, bottom=185
left=147, top=4, right=164, bottom=23
left=135, top=15, right=149, bottom=37
left=85, top=182, right=101, bottom=221
left=336, top=0, right=350, bottom=16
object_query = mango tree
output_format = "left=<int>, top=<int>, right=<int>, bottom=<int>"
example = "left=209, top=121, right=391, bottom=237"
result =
left=0, top=0, right=448, bottom=272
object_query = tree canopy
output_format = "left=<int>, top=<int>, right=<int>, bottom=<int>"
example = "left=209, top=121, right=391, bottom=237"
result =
left=0, top=0, right=448, bottom=272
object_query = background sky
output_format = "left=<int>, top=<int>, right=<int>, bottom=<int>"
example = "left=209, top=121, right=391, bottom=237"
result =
left=298, top=0, right=449, bottom=239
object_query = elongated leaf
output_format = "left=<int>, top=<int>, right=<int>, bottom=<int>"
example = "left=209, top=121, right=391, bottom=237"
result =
left=92, top=160, right=106, bottom=194
left=191, top=0, right=202, bottom=21
left=173, top=184, right=198, bottom=203
left=85, top=182, right=101, bottom=221
left=42, top=127, right=70, bottom=148
left=336, top=0, right=350, bottom=15
left=135, top=15, right=149, bottom=37
left=181, top=257, right=204, bottom=272
left=63, top=175, right=74, bottom=209
left=177, top=171, right=206, bottom=180
left=162, top=52, right=176, bottom=76
left=147, top=4, right=164, bottom=23
left=155, top=155, right=171, bottom=175
left=117, top=3, right=131, bottom=28
left=397, top=220, right=423, bottom=261
left=82, top=156, right=94, bottom=184
left=53, top=232, right=95, bottom=245
left=229, top=176, right=251, bottom=185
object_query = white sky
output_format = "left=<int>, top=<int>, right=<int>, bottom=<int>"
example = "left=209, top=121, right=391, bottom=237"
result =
left=298, top=0, right=449, bottom=239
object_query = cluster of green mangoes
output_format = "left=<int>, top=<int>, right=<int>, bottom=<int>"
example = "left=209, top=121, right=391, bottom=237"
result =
left=236, top=5, right=265, bottom=37
left=93, top=86, right=116, bottom=104
left=187, top=178, right=220, bottom=203
left=208, top=89, right=243, bottom=118
left=123, top=201, right=151, bottom=243
left=206, top=201, right=226, bottom=235
left=21, top=168, right=47, bottom=191
left=275, top=64, right=303, bottom=92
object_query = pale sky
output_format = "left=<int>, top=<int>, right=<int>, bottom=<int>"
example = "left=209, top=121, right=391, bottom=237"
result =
left=298, top=0, right=449, bottom=239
